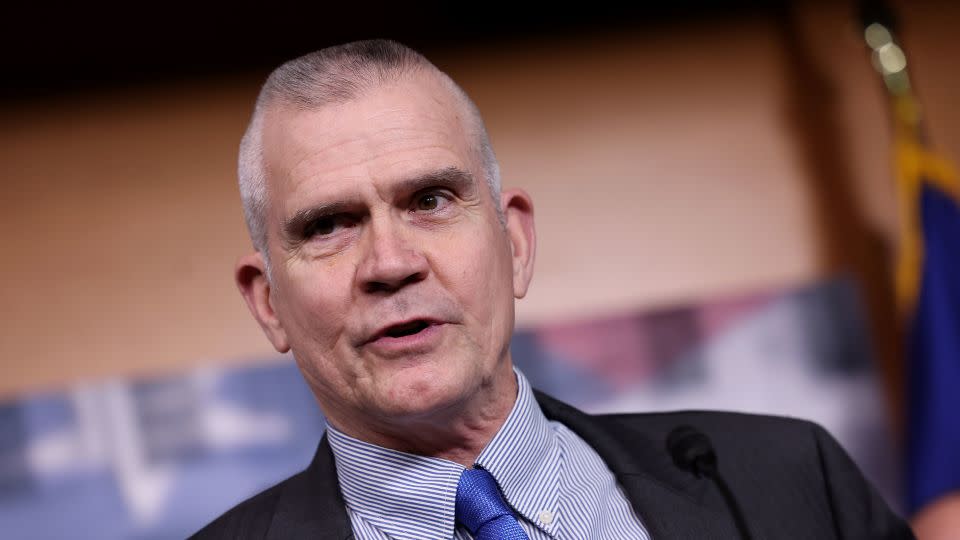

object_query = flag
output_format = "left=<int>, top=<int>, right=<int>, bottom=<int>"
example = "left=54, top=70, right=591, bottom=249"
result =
left=896, top=100, right=960, bottom=513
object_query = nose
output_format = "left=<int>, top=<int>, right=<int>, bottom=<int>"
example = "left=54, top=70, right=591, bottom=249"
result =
left=356, top=216, right=429, bottom=294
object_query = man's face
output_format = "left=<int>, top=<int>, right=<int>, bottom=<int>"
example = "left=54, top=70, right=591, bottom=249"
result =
left=240, top=73, right=534, bottom=436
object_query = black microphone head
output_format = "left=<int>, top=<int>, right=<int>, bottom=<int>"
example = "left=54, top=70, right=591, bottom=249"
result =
left=666, top=425, right=717, bottom=478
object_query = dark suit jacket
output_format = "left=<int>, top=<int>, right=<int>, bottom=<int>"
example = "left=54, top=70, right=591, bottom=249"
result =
left=192, top=392, right=914, bottom=539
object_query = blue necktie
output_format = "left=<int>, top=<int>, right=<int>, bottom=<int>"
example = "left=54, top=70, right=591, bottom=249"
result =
left=456, top=468, right=530, bottom=540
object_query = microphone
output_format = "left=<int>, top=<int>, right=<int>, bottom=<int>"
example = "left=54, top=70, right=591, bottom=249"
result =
left=667, top=425, right=754, bottom=540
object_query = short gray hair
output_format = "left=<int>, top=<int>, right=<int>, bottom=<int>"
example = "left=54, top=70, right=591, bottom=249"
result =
left=238, top=39, right=501, bottom=259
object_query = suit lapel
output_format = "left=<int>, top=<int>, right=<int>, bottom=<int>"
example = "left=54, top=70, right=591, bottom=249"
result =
left=535, top=391, right=740, bottom=539
left=267, top=434, right=354, bottom=540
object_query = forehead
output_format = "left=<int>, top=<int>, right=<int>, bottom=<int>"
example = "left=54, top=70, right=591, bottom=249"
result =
left=259, top=73, right=478, bottom=207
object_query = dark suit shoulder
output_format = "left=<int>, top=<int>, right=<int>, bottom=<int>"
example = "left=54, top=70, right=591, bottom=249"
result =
left=189, top=472, right=301, bottom=540
left=600, top=408, right=814, bottom=432
left=595, top=409, right=914, bottom=539
left=189, top=435, right=354, bottom=540
left=598, top=409, right=824, bottom=455
left=537, top=388, right=816, bottom=444
left=596, top=409, right=842, bottom=476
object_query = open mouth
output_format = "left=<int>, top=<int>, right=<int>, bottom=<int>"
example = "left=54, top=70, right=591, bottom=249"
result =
left=382, top=320, right=432, bottom=338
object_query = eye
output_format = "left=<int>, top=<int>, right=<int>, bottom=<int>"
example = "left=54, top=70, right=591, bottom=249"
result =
left=303, top=217, right=335, bottom=238
left=304, top=215, right=354, bottom=238
left=413, top=191, right=452, bottom=213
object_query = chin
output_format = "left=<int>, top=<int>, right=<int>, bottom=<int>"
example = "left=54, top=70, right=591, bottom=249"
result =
left=374, top=363, right=478, bottom=419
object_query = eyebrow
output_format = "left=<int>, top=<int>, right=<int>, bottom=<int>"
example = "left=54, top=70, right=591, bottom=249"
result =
left=395, top=166, right=476, bottom=198
left=280, top=166, right=477, bottom=241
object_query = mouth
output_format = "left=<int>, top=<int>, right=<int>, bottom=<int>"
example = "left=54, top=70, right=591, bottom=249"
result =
left=367, top=318, right=443, bottom=344
left=382, top=319, right=432, bottom=338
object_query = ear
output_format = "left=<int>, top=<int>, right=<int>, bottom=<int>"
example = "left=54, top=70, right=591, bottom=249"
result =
left=235, top=251, right=290, bottom=353
left=500, top=188, right=536, bottom=299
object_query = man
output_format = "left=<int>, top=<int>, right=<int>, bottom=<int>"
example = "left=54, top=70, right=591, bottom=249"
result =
left=194, top=40, right=914, bottom=539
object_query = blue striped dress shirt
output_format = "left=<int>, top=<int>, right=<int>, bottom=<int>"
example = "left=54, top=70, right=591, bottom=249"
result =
left=326, top=369, right=651, bottom=540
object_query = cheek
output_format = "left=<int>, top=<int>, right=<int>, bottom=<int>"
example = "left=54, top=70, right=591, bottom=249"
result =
left=277, top=268, right=360, bottom=397
left=449, top=233, right=515, bottom=322
left=275, top=267, right=352, bottom=348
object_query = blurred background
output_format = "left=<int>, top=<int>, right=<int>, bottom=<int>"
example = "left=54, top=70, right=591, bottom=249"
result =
left=2, top=0, right=958, bottom=538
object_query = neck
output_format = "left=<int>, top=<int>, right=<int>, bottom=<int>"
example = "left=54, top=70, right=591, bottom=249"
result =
left=329, top=364, right=518, bottom=467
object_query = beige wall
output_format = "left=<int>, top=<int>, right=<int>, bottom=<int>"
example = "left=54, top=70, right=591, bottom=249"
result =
left=1, top=2, right=957, bottom=399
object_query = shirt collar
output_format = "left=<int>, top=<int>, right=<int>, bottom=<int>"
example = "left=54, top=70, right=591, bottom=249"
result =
left=327, top=424, right=463, bottom=539
left=326, top=368, right=557, bottom=538
left=476, top=369, right=558, bottom=532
